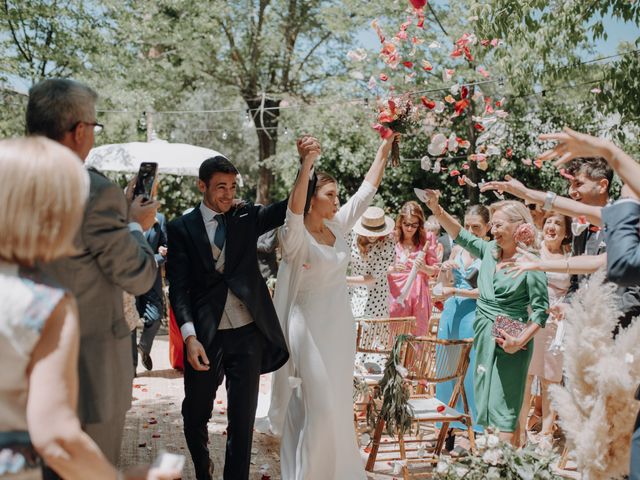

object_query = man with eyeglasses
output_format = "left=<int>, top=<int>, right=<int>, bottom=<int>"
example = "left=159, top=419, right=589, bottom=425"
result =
left=26, top=78, right=159, bottom=475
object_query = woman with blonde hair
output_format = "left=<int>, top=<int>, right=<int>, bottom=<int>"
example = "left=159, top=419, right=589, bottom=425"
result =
left=0, top=137, right=177, bottom=480
left=420, top=192, right=549, bottom=445
left=387, top=201, right=439, bottom=336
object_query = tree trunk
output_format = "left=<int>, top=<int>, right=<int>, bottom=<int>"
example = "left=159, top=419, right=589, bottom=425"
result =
left=466, top=86, right=480, bottom=205
left=245, top=96, right=280, bottom=205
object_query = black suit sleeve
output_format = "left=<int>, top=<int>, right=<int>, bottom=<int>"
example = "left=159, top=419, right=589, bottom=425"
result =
left=256, top=199, right=288, bottom=237
left=167, top=220, right=194, bottom=328
left=603, top=201, right=640, bottom=286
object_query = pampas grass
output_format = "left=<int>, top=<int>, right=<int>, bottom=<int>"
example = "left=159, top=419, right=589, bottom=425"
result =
left=550, top=270, right=640, bottom=479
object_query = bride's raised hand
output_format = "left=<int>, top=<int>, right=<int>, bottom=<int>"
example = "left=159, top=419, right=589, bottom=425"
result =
left=297, top=135, right=321, bottom=166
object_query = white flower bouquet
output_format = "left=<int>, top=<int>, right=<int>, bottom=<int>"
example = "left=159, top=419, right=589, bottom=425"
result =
left=435, top=429, right=562, bottom=480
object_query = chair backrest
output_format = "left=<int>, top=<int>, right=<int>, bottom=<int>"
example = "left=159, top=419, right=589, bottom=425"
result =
left=355, top=317, right=416, bottom=354
left=399, top=337, right=473, bottom=384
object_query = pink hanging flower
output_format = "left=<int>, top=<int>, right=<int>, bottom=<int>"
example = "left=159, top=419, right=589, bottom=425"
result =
left=409, top=0, right=427, bottom=8
left=514, top=223, right=536, bottom=246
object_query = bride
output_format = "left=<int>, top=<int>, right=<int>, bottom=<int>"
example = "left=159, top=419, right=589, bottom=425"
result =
left=259, top=134, right=396, bottom=479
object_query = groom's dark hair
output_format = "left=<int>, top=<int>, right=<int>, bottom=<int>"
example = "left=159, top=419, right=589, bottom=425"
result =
left=199, top=155, right=239, bottom=186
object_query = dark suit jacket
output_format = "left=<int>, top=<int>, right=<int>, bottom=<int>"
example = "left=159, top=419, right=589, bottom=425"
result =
left=40, top=168, right=157, bottom=423
left=166, top=200, right=289, bottom=373
left=603, top=200, right=640, bottom=286
left=137, top=213, right=168, bottom=312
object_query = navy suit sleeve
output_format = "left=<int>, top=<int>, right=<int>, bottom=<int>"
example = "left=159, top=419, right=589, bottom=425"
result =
left=167, top=219, right=194, bottom=327
left=154, top=214, right=168, bottom=266
left=256, top=199, right=288, bottom=237
left=603, top=201, right=640, bottom=286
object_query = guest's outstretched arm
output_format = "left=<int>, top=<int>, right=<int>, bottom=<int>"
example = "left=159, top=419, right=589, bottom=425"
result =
left=480, top=176, right=602, bottom=226
left=288, top=136, right=320, bottom=215
left=419, top=189, right=462, bottom=240
left=363, top=134, right=397, bottom=188
left=539, top=127, right=640, bottom=199
left=506, top=250, right=606, bottom=277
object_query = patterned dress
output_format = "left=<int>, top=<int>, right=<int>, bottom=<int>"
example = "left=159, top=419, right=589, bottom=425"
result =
left=349, top=234, right=396, bottom=319
left=0, top=262, right=66, bottom=479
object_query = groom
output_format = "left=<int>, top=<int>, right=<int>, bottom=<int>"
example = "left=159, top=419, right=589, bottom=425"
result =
left=167, top=142, right=316, bottom=480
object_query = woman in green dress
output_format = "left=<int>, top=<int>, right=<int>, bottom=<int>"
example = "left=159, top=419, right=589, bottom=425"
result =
left=421, top=190, right=549, bottom=445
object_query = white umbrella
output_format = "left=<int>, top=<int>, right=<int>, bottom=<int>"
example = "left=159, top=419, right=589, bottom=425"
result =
left=86, top=139, right=223, bottom=176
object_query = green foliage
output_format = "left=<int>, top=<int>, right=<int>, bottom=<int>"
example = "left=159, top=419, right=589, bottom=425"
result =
left=1, top=0, right=638, bottom=215
left=373, top=334, right=415, bottom=437
left=436, top=430, right=562, bottom=479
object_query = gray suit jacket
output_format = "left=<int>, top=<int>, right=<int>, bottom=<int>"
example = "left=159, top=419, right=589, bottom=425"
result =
left=41, top=168, right=157, bottom=424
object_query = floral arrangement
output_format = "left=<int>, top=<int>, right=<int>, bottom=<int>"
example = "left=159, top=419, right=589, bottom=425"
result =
left=373, top=95, right=420, bottom=166
left=435, top=429, right=563, bottom=480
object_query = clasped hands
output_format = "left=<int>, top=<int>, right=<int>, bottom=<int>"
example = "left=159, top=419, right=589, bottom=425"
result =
left=297, top=135, right=321, bottom=167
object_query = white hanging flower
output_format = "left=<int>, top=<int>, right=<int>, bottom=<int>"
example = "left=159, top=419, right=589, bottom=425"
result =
left=447, top=133, right=459, bottom=152
left=347, top=48, right=368, bottom=62
left=475, top=434, right=487, bottom=449
left=367, top=76, right=377, bottom=91
left=420, top=156, right=432, bottom=171
left=450, top=84, right=460, bottom=95
left=487, top=434, right=500, bottom=448
left=428, top=41, right=441, bottom=49
left=428, top=133, right=448, bottom=156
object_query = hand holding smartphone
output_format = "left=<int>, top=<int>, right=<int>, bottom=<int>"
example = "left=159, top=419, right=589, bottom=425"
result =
left=133, top=162, right=159, bottom=201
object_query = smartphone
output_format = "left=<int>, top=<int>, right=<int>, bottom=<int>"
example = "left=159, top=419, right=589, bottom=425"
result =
left=133, top=162, right=158, bottom=200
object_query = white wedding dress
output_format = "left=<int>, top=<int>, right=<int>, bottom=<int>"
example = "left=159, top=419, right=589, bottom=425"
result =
left=262, top=181, right=376, bottom=480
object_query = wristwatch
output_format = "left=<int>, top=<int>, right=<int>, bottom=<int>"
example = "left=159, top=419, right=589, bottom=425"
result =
left=542, top=191, right=557, bottom=212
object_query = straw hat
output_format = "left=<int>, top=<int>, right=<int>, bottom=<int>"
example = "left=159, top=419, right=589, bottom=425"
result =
left=352, top=206, right=395, bottom=237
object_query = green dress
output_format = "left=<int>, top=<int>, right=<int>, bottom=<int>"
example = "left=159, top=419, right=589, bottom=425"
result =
left=455, top=229, right=549, bottom=431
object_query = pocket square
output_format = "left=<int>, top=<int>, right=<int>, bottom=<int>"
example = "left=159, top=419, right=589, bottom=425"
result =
left=239, top=213, right=248, bottom=218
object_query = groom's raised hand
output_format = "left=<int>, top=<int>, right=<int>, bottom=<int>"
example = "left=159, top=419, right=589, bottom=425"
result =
left=185, top=336, right=210, bottom=371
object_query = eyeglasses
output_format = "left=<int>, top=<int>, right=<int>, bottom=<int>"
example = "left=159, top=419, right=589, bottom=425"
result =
left=69, top=121, right=104, bottom=135
left=402, top=222, right=420, bottom=229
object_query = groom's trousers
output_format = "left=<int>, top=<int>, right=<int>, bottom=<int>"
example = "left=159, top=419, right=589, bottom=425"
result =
left=182, top=323, right=266, bottom=480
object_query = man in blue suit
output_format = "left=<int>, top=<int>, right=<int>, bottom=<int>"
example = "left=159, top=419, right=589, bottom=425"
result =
left=133, top=212, right=168, bottom=371
left=539, top=127, right=640, bottom=480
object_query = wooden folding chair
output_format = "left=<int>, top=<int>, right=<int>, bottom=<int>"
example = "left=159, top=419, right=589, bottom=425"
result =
left=366, top=337, right=475, bottom=479
left=353, top=317, right=416, bottom=436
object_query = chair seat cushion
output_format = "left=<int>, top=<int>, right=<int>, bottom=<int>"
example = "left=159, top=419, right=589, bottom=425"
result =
left=408, top=397, right=465, bottom=420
